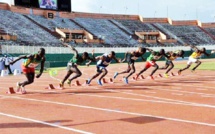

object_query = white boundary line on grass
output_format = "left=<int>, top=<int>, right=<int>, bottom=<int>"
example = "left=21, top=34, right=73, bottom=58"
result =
left=0, top=112, right=93, bottom=134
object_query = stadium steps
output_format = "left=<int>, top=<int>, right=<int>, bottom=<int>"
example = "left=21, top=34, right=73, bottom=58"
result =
left=151, top=23, right=171, bottom=39
left=108, top=19, right=139, bottom=40
left=23, top=15, right=61, bottom=39
left=0, top=28, right=6, bottom=35
left=198, top=26, right=215, bottom=41
left=70, top=19, right=98, bottom=39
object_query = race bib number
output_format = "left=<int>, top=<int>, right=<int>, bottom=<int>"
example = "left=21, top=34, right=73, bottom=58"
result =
left=131, top=56, right=138, bottom=60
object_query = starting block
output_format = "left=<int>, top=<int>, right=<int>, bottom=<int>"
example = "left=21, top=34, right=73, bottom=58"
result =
left=102, top=78, right=114, bottom=84
left=158, top=74, right=163, bottom=78
left=45, top=84, right=55, bottom=90
left=109, top=78, right=114, bottom=83
left=131, top=76, right=136, bottom=81
left=140, top=75, right=145, bottom=79
left=171, top=72, right=175, bottom=76
left=6, top=87, right=16, bottom=94
left=75, top=80, right=82, bottom=86
left=73, top=80, right=89, bottom=86
left=102, top=78, right=108, bottom=84
left=146, top=76, right=154, bottom=80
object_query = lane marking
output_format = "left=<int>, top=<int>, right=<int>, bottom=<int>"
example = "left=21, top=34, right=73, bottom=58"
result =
left=201, top=95, right=215, bottom=98
left=0, top=112, right=93, bottom=134
left=171, top=93, right=183, bottom=96
left=196, top=88, right=208, bottom=91
left=103, top=89, right=215, bottom=108
left=1, top=95, right=215, bottom=127
left=145, top=91, right=157, bottom=94
left=73, top=93, right=215, bottom=108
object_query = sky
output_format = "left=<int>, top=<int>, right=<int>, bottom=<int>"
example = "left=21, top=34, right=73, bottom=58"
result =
left=0, top=0, right=214, bottom=22
left=72, top=0, right=215, bottom=22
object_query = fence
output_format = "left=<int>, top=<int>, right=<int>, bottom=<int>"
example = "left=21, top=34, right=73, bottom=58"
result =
left=1, top=44, right=215, bottom=54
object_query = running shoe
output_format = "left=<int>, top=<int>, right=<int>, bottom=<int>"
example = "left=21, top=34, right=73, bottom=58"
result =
left=59, top=81, right=64, bottom=88
left=86, top=79, right=91, bottom=85
left=67, top=80, right=71, bottom=86
left=191, top=69, right=195, bottom=73
left=113, top=72, right=118, bottom=79
left=164, top=73, right=169, bottom=78
left=123, top=77, right=129, bottom=84
left=149, top=75, right=154, bottom=80
left=20, top=86, right=26, bottom=94
left=16, top=82, right=21, bottom=92
left=135, top=74, right=139, bottom=80
left=97, top=80, right=103, bottom=86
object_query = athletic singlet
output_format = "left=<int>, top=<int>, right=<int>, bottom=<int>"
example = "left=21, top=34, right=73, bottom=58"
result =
left=130, top=52, right=142, bottom=60
left=69, top=54, right=84, bottom=65
left=167, top=50, right=180, bottom=61
left=97, top=53, right=112, bottom=67
left=22, top=54, right=41, bottom=68
left=190, top=51, right=202, bottom=59
left=147, top=51, right=162, bottom=62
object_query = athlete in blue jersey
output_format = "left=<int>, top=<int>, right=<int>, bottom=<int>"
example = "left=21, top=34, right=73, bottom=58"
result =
left=87, top=51, right=121, bottom=86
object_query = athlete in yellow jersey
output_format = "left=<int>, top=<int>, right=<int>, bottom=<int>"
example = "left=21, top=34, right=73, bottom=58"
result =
left=10, top=48, right=46, bottom=94
left=178, top=46, right=210, bottom=75
left=159, top=50, right=184, bottom=77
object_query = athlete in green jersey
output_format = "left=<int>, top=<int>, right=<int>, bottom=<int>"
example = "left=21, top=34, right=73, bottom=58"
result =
left=60, top=43, right=95, bottom=88
left=136, top=49, right=168, bottom=80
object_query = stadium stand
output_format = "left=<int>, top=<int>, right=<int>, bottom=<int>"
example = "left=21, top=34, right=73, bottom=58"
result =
left=158, top=23, right=215, bottom=45
left=0, top=9, right=60, bottom=45
left=26, top=15, right=82, bottom=31
left=204, top=28, right=215, bottom=38
left=114, top=19, right=157, bottom=33
left=0, top=6, right=215, bottom=47
left=73, top=18, right=137, bottom=46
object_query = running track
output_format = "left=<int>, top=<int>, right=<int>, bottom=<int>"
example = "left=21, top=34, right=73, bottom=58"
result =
left=0, top=61, right=215, bottom=134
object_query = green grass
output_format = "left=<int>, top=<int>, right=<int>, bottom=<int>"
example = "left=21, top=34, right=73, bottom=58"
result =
left=36, top=61, right=215, bottom=74
left=174, top=62, right=215, bottom=70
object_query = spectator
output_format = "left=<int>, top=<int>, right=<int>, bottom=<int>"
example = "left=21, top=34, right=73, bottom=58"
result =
left=1, top=55, right=13, bottom=74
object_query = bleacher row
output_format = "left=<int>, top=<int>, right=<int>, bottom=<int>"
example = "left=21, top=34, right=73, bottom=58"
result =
left=0, top=9, right=215, bottom=47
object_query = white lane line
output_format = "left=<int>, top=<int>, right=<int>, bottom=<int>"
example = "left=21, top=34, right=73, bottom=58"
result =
left=1, top=95, right=215, bottom=127
left=0, top=112, right=93, bottom=134
left=1, top=87, right=215, bottom=109
left=103, top=89, right=215, bottom=108
left=73, top=93, right=215, bottom=108
left=145, top=91, right=157, bottom=94
left=201, top=95, right=215, bottom=98
left=131, top=84, right=215, bottom=97
left=196, top=88, right=208, bottom=91
left=171, top=93, right=183, bottom=96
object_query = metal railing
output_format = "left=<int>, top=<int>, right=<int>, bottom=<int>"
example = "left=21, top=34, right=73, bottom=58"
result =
left=1, top=44, right=214, bottom=54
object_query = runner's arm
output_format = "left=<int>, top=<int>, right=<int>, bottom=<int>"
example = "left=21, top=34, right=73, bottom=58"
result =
left=63, top=43, right=78, bottom=57
left=9, top=55, right=33, bottom=65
